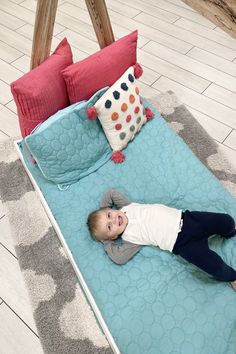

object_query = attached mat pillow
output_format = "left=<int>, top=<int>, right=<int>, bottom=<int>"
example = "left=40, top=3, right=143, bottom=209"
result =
left=11, top=38, right=73, bottom=138
left=18, top=96, right=236, bottom=354
left=24, top=87, right=111, bottom=189
left=61, top=30, right=138, bottom=104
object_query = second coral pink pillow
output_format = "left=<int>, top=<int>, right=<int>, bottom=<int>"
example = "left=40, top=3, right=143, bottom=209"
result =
left=61, top=31, right=138, bottom=104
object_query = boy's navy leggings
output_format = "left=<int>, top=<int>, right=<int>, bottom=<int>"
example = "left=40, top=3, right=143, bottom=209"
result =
left=172, top=211, right=236, bottom=282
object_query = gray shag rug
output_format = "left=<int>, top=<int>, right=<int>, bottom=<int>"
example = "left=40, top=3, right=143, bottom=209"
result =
left=0, top=91, right=235, bottom=354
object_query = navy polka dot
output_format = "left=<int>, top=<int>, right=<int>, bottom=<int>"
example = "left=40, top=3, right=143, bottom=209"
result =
left=113, top=91, right=120, bottom=100
left=121, top=83, right=128, bottom=91
left=136, top=116, right=141, bottom=124
left=105, top=100, right=112, bottom=109
left=128, top=74, right=134, bottom=83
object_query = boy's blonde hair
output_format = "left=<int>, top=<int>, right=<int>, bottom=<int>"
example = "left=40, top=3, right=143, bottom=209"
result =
left=87, top=208, right=108, bottom=241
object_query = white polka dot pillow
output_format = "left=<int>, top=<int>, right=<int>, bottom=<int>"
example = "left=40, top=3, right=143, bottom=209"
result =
left=86, top=64, right=154, bottom=163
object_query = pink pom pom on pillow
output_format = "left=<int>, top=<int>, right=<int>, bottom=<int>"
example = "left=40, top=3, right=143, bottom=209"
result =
left=133, top=63, right=143, bottom=79
left=111, top=151, right=125, bottom=163
left=145, top=107, right=154, bottom=121
left=87, top=106, right=98, bottom=120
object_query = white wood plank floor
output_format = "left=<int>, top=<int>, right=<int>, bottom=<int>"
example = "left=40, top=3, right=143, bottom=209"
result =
left=0, top=0, right=236, bottom=352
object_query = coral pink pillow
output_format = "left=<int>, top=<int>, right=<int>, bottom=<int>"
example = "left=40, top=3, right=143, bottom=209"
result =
left=62, top=30, right=138, bottom=104
left=11, top=38, right=73, bottom=138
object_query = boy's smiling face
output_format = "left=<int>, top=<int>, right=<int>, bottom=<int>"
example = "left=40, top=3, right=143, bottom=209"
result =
left=98, top=208, right=128, bottom=240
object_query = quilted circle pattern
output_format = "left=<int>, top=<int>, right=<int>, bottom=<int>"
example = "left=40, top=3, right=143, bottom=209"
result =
left=21, top=98, right=236, bottom=354
left=25, top=87, right=111, bottom=188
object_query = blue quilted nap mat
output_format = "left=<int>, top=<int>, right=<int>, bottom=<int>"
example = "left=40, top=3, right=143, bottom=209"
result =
left=19, top=98, right=236, bottom=354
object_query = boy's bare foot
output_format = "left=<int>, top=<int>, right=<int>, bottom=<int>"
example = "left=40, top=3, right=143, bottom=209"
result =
left=230, top=280, right=236, bottom=292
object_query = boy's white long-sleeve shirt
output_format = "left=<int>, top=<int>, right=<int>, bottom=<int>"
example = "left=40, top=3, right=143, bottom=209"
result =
left=100, top=190, right=182, bottom=264
left=121, top=203, right=182, bottom=251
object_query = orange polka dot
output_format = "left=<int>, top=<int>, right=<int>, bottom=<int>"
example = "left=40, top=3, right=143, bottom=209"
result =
left=135, top=87, right=140, bottom=95
left=111, top=112, right=119, bottom=121
left=129, top=94, right=135, bottom=103
left=121, top=103, right=128, bottom=112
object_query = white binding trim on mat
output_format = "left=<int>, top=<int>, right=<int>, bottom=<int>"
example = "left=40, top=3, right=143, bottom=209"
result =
left=14, top=140, right=120, bottom=354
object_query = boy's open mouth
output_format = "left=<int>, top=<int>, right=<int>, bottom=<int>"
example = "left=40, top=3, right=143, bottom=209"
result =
left=118, top=215, right=123, bottom=226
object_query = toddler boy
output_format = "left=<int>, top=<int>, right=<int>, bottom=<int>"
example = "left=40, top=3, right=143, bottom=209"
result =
left=87, top=189, right=236, bottom=291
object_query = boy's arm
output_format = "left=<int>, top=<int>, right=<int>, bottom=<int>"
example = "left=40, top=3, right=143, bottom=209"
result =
left=102, top=240, right=142, bottom=265
left=100, top=189, right=139, bottom=264
left=100, top=189, right=131, bottom=209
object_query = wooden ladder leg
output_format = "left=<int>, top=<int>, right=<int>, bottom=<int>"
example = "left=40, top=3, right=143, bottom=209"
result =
left=85, top=0, right=115, bottom=49
left=31, top=0, right=58, bottom=70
